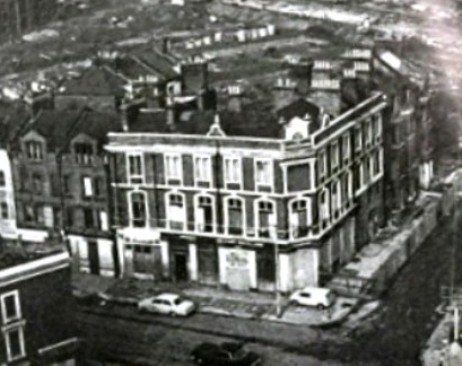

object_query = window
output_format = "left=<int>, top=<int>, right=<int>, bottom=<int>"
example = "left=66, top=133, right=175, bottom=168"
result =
left=392, top=124, right=400, bottom=146
left=165, top=154, right=182, bottom=182
left=196, top=195, right=214, bottom=233
left=4, top=326, right=26, bottom=362
left=373, top=114, right=382, bottom=140
left=0, top=171, right=5, bottom=186
left=354, top=126, right=362, bottom=152
left=63, top=174, right=72, bottom=195
left=290, top=199, right=309, bottom=238
left=23, top=204, right=35, bottom=223
left=342, top=134, right=350, bottom=163
left=167, top=193, right=185, bottom=230
left=100, top=211, right=109, bottom=231
left=318, top=150, right=327, bottom=181
left=331, top=141, right=339, bottom=169
left=82, top=176, right=93, bottom=197
left=94, top=177, right=104, bottom=197
left=255, top=159, right=272, bottom=187
left=128, top=155, right=144, bottom=184
left=194, top=156, right=211, bottom=183
left=364, top=120, right=372, bottom=146
left=32, top=172, right=43, bottom=194
left=130, top=192, right=147, bottom=228
left=0, top=202, right=8, bottom=219
left=83, top=208, right=95, bottom=228
left=331, top=180, right=341, bottom=218
left=373, top=149, right=381, bottom=176
left=224, top=157, right=241, bottom=185
left=226, top=197, right=244, bottom=235
left=257, top=200, right=276, bottom=238
left=1, top=291, right=21, bottom=325
left=25, top=141, right=43, bottom=160
left=319, top=189, right=330, bottom=227
left=74, top=142, right=94, bottom=165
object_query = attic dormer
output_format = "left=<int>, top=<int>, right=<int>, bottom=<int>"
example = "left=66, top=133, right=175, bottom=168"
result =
left=283, top=113, right=312, bottom=141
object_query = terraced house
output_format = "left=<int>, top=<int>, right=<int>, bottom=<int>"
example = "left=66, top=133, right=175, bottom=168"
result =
left=106, top=86, right=387, bottom=292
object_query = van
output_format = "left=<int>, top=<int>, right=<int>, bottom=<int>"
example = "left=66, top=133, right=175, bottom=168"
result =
left=289, top=287, right=336, bottom=310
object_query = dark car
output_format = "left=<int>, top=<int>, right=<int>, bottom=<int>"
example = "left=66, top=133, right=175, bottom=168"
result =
left=190, top=342, right=261, bottom=366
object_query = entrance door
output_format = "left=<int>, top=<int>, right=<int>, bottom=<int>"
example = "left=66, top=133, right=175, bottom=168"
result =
left=88, top=241, right=100, bottom=275
left=175, top=254, right=188, bottom=282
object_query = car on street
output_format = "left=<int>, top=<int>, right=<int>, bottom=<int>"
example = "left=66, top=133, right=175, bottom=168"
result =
left=137, top=293, right=196, bottom=317
left=190, top=341, right=261, bottom=366
left=289, top=287, right=336, bottom=310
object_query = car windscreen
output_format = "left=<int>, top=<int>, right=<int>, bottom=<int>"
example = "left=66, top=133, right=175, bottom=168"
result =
left=173, top=298, right=184, bottom=305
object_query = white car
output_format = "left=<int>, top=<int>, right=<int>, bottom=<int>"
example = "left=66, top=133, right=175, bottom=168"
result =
left=138, top=293, right=196, bottom=317
left=289, top=287, right=336, bottom=310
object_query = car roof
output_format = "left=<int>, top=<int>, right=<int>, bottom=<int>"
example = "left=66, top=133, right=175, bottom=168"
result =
left=156, top=293, right=180, bottom=301
left=298, top=287, right=332, bottom=295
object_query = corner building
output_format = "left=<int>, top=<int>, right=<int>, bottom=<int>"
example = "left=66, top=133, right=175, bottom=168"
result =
left=106, top=92, right=387, bottom=293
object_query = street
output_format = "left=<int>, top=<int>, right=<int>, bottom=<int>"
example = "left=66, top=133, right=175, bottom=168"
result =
left=76, top=208, right=462, bottom=366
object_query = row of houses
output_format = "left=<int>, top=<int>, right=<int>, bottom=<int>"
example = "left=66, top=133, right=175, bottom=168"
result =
left=0, top=43, right=435, bottom=293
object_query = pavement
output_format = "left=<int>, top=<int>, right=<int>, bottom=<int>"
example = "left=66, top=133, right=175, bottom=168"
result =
left=72, top=273, right=359, bottom=327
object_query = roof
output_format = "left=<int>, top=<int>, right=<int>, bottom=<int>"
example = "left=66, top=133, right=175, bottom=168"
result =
left=156, top=293, right=180, bottom=301
left=0, top=102, right=30, bottom=146
left=128, top=106, right=282, bottom=139
left=276, top=98, right=320, bottom=124
left=21, top=109, right=84, bottom=150
left=67, top=109, right=122, bottom=148
left=58, top=65, right=125, bottom=97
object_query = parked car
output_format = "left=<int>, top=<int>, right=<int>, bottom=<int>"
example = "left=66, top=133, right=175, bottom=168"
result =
left=190, top=341, right=261, bottom=366
left=137, top=293, right=195, bottom=317
left=289, top=287, right=336, bottom=310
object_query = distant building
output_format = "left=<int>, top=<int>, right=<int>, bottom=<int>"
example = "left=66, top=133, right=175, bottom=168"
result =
left=0, top=0, right=59, bottom=38
left=105, top=85, right=386, bottom=292
left=0, top=250, right=80, bottom=365
left=11, top=108, right=121, bottom=276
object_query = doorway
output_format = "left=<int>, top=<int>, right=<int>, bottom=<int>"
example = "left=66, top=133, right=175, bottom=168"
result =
left=88, top=241, right=100, bottom=275
left=174, top=254, right=188, bottom=282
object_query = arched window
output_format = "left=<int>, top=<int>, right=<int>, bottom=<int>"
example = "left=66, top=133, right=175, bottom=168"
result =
left=331, top=180, right=341, bottom=219
left=129, top=191, right=147, bottom=228
left=195, top=194, right=214, bottom=233
left=0, top=171, right=5, bottom=187
left=256, top=199, right=276, bottom=238
left=226, top=197, right=244, bottom=236
left=167, top=192, right=186, bottom=231
left=289, top=198, right=310, bottom=238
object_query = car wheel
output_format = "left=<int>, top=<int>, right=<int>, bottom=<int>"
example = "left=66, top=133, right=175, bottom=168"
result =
left=316, top=304, right=326, bottom=310
left=169, top=311, right=176, bottom=317
left=289, top=299, right=297, bottom=306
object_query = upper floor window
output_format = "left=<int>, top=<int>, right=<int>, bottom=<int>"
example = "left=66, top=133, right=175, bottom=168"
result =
left=373, top=149, right=381, bottom=176
left=342, top=134, right=351, bottom=163
left=74, top=142, right=94, bottom=165
left=130, top=191, right=147, bottom=228
left=196, top=195, right=214, bottom=233
left=318, top=150, right=327, bottom=181
left=25, top=141, right=43, bottom=160
left=256, top=200, right=276, bottom=238
left=331, top=141, right=339, bottom=170
left=128, top=155, right=144, bottom=184
left=165, top=154, right=182, bottom=182
left=0, top=202, right=8, bottom=219
left=194, top=156, right=211, bottom=184
left=32, top=172, right=43, bottom=194
left=167, top=193, right=186, bottom=230
left=5, top=325, right=26, bottom=362
left=331, top=180, right=341, bottom=218
left=354, top=127, right=362, bottom=152
left=0, top=171, right=5, bottom=187
left=319, top=189, right=330, bottom=228
left=1, top=291, right=21, bottom=325
left=224, top=157, right=241, bottom=185
left=255, top=159, right=273, bottom=188
left=373, top=114, right=382, bottom=141
left=365, top=121, right=373, bottom=146
left=226, top=197, right=244, bottom=236
left=289, top=199, right=309, bottom=238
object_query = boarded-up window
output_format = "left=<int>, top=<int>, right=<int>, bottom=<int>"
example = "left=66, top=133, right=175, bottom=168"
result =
left=287, top=164, right=311, bottom=192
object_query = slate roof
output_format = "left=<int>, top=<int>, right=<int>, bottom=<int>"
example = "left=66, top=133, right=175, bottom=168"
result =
left=0, top=102, right=31, bottom=147
left=276, top=98, right=320, bottom=124
left=58, top=65, right=125, bottom=97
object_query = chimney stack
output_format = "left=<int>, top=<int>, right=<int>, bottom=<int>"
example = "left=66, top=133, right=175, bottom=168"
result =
left=226, top=84, right=244, bottom=112
left=308, top=60, right=342, bottom=116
